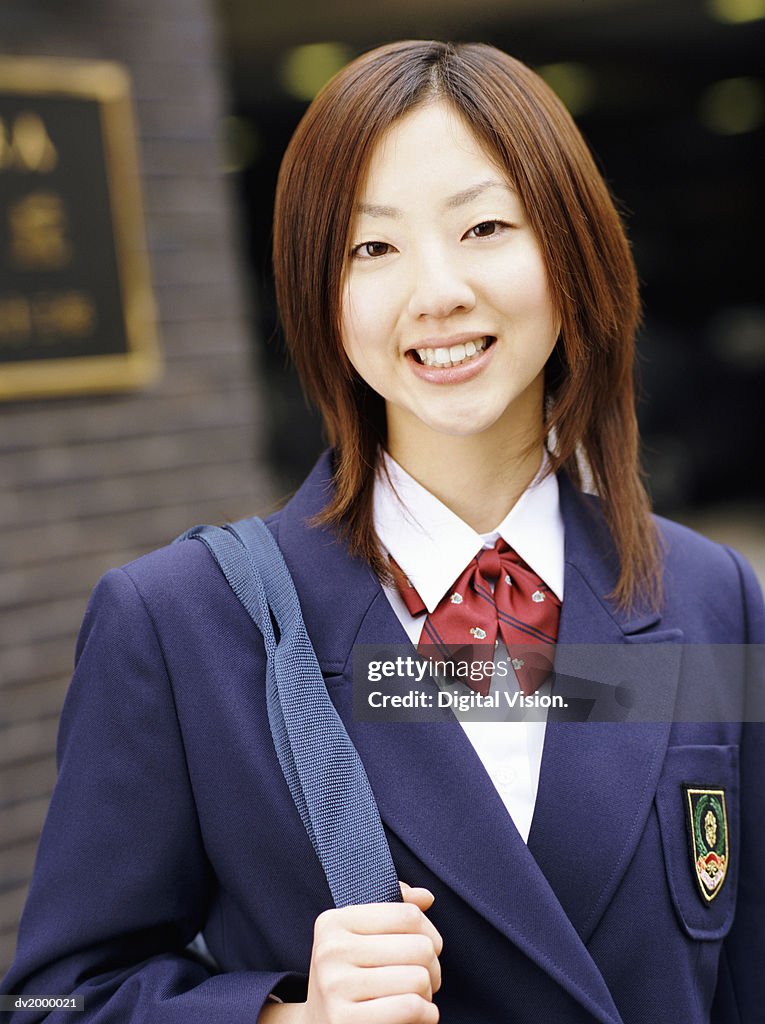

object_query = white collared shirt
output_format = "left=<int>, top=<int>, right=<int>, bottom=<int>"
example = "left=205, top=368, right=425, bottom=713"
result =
left=373, top=450, right=565, bottom=843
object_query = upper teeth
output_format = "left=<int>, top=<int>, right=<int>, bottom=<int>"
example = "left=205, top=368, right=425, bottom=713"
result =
left=415, top=337, right=490, bottom=367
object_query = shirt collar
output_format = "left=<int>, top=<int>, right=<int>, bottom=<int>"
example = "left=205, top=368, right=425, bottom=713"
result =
left=373, top=449, right=565, bottom=612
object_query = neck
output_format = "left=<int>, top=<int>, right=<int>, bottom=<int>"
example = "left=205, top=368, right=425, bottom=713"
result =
left=386, top=426, right=545, bottom=534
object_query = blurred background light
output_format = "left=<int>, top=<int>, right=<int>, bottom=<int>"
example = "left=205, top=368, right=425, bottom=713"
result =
left=536, top=62, right=597, bottom=117
left=280, top=42, right=352, bottom=102
left=220, top=114, right=261, bottom=173
left=698, top=76, right=765, bottom=134
left=706, top=0, right=765, bottom=23
left=708, top=306, right=765, bottom=369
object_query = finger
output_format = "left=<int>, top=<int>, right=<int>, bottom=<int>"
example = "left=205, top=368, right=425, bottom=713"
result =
left=405, top=907, right=442, bottom=958
left=400, top=881, right=435, bottom=911
left=347, top=934, right=441, bottom=993
left=348, top=993, right=439, bottom=1024
left=322, top=901, right=433, bottom=938
left=345, top=964, right=434, bottom=1002
left=399, top=884, right=443, bottom=955
left=313, top=903, right=443, bottom=968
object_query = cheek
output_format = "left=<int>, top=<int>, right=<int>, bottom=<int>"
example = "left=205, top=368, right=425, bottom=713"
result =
left=485, top=240, right=558, bottom=324
left=340, top=295, right=382, bottom=387
left=340, top=284, right=364, bottom=366
left=341, top=279, right=394, bottom=362
left=505, top=268, right=559, bottom=341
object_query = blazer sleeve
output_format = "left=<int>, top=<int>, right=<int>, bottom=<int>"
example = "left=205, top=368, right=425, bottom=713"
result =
left=0, top=567, right=305, bottom=1023
left=712, top=548, right=765, bottom=1024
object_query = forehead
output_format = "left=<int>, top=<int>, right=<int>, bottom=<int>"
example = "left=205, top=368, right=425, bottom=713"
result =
left=356, top=100, right=509, bottom=202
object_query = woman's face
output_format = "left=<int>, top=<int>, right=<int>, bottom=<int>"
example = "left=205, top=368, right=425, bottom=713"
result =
left=340, top=100, right=560, bottom=459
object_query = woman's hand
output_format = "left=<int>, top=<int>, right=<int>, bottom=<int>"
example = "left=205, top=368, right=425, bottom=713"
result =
left=259, top=882, right=442, bottom=1023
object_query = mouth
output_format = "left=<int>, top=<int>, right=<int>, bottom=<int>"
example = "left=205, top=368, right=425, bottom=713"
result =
left=408, top=336, right=496, bottom=368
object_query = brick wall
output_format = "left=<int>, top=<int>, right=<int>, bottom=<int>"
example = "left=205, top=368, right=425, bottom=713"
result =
left=0, top=0, right=274, bottom=973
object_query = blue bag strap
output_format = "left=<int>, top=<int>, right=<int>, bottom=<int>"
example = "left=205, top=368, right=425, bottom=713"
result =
left=175, top=518, right=401, bottom=908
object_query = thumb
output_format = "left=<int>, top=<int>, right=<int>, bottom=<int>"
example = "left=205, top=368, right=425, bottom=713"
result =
left=399, top=880, right=435, bottom=911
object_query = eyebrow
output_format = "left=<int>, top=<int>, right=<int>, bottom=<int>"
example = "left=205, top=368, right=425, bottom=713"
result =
left=355, top=179, right=512, bottom=218
left=445, top=179, right=512, bottom=209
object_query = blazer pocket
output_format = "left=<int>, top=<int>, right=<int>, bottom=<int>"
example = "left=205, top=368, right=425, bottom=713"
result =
left=655, top=744, right=739, bottom=940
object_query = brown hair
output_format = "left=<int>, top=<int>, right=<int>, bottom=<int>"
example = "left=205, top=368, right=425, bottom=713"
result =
left=273, top=39, right=661, bottom=610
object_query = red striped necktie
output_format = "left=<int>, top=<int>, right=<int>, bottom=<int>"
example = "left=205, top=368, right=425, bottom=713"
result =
left=391, top=538, right=560, bottom=697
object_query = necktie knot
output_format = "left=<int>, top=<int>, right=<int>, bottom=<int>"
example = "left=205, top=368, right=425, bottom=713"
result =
left=476, top=543, right=503, bottom=580
left=390, top=538, right=560, bottom=698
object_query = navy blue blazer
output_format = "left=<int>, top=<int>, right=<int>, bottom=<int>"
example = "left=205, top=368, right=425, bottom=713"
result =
left=3, top=450, right=764, bottom=1023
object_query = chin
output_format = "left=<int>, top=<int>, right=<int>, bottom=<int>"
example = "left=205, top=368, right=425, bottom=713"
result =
left=421, top=413, right=503, bottom=440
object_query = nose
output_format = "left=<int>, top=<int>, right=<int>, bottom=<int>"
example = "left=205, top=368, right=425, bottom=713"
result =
left=406, top=246, right=476, bottom=320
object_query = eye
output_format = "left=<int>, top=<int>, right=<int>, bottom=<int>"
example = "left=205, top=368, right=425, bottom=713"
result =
left=464, top=220, right=510, bottom=239
left=350, top=241, right=395, bottom=260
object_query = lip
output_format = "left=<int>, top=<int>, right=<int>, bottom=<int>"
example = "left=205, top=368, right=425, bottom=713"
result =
left=405, top=333, right=497, bottom=385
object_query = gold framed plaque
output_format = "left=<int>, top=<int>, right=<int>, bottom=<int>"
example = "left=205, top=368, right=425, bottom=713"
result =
left=0, top=57, right=161, bottom=400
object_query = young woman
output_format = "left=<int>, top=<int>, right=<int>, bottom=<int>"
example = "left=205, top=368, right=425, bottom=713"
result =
left=2, top=40, right=763, bottom=1024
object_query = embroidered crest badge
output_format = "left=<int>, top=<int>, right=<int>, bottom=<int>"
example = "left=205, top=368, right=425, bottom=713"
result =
left=684, top=786, right=729, bottom=903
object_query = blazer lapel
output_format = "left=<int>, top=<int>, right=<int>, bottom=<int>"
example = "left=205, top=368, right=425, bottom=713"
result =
left=332, top=593, right=624, bottom=1024
left=274, top=453, right=625, bottom=1024
left=527, top=474, right=683, bottom=942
